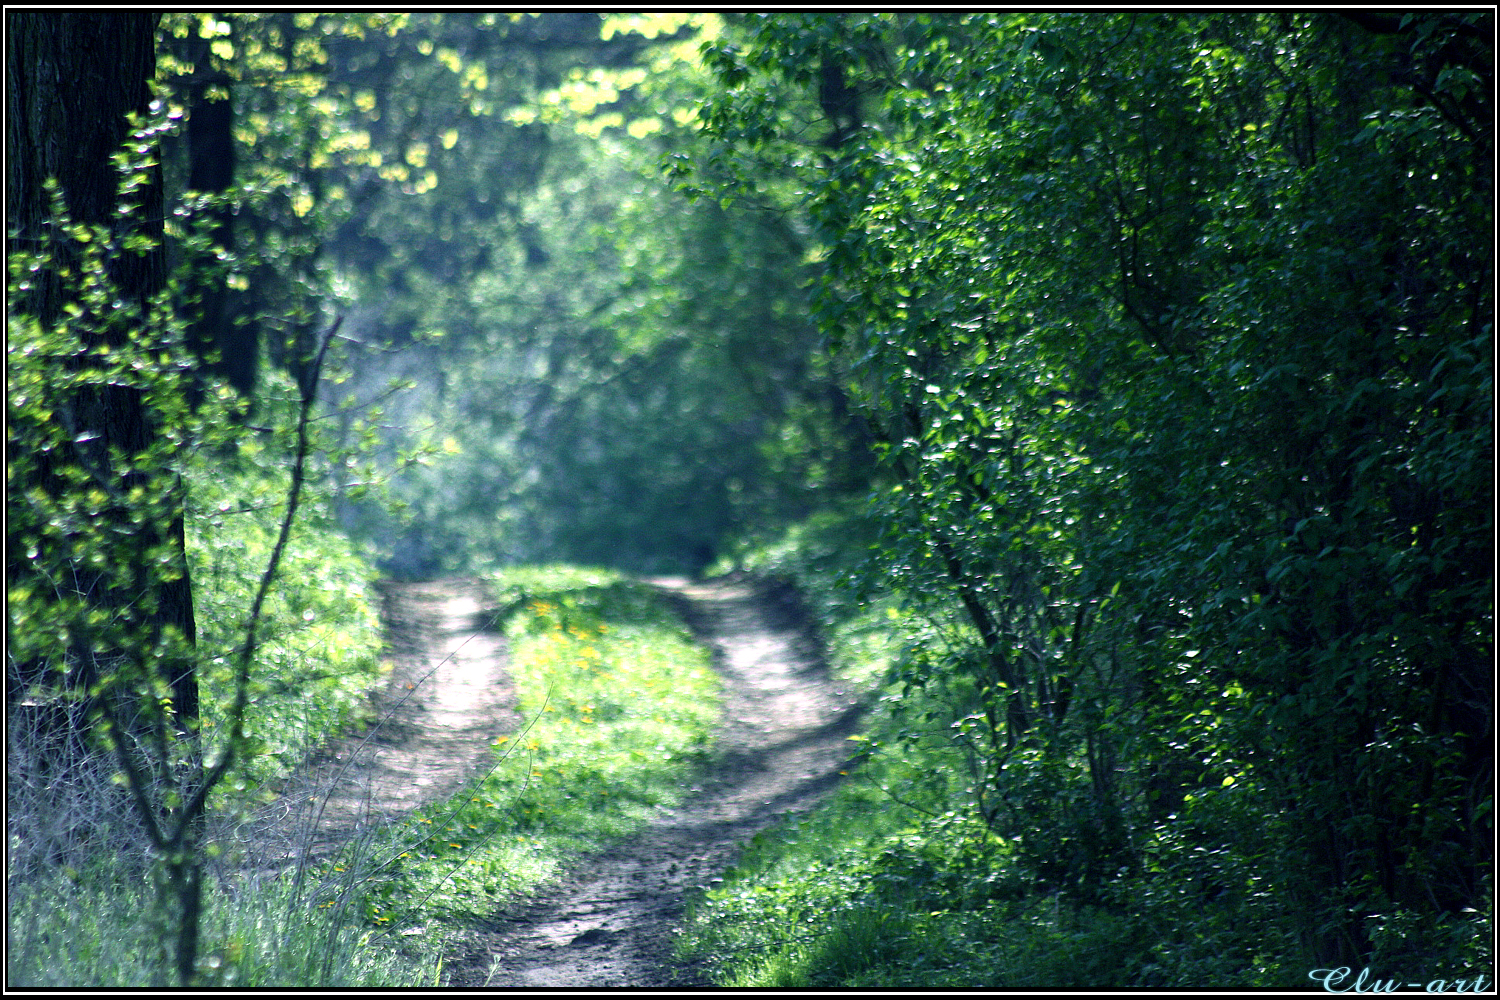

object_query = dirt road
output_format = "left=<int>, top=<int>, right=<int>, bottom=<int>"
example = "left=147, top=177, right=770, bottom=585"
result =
left=452, top=576, right=863, bottom=986
left=270, top=574, right=862, bottom=987
left=239, top=578, right=522, bottom=866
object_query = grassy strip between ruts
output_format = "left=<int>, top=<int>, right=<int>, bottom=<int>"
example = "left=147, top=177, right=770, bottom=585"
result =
left=320, top=566, right=722, bottom=936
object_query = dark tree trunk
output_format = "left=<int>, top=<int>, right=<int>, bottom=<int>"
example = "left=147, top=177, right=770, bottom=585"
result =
left=180, top=15, right=256, bottom=399
left=7, top=11, right=199, bottom=775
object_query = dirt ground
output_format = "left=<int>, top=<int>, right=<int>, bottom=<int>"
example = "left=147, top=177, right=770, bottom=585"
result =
left=253, top=574, right=863, bottom=988
left=234, top=577, right=523, bottom=868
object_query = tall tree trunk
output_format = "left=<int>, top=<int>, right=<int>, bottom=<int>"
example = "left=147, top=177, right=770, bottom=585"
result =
left=179, top=14, right=256, bottom=400
left=7, top=9, right=199, bottom=812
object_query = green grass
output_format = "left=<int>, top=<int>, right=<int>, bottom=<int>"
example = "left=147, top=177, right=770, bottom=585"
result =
left=7, top=449, right=415, bottom=988
left=6, top=854, right=443, bottom=988
left=320, top=565, right=722, bottom=930
left=673, top=678, right=1196, bottom=988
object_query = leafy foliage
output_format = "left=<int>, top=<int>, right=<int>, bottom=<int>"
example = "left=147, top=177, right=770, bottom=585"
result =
left=185, top=381, right=385, bottom=800
left=325, top=15, right=874, bottom=577
left=8, top=141, right=219, bottom=880
left=691, top=11, right=1492, bottom=979
left=8, top=28, right=392, bottom=984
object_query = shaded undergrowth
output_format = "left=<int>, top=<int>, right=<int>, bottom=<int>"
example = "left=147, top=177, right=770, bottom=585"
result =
left=680, top=513, right=1494, bottom=989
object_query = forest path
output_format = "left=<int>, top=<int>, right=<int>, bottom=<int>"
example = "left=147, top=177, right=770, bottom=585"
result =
left=242, top=578, right=521, bottom=865
left=447, top=574, right=863, bottom=988
left=252, top=574, right=862, bottom=986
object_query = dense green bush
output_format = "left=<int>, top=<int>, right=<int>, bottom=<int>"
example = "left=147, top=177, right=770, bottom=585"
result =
left=186, top=382, right=385, bottom=802
left=690, top=11, right=1492, bottom=981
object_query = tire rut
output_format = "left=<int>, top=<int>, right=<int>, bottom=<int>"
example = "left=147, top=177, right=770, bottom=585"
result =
left=447, top=575, right=863, bottom=988
left=236, top=578, right=519, bottom=866
left=242, top=573, right=861, bottom=986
